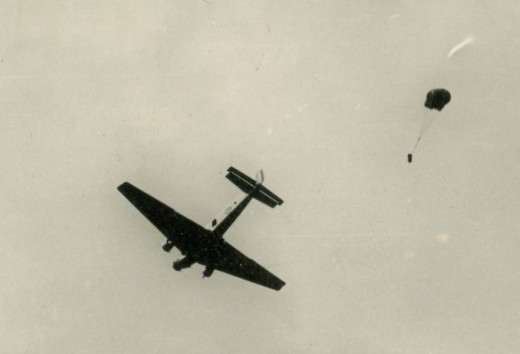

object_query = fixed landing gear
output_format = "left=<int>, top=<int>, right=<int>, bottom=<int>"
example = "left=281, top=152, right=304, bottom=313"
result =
left=203, top=266, right=214, bottom=278
left=173, top=257, right=195, bottom=271
left=162, top=240, right=174, bottom=252
left=172, top=257, right=214, bottom=278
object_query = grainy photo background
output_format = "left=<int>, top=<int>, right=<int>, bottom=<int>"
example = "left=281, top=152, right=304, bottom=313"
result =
left=2, top=1, right=520, bottom=353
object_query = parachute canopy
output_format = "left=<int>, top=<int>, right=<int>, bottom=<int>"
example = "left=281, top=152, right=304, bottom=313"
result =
left=424, top=88, right=451, bottom=111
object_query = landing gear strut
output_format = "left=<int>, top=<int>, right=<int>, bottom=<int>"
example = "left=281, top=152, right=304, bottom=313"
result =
left=162, top=240, right=174, bottom=252
left=203, top=266, right=214, bottom=278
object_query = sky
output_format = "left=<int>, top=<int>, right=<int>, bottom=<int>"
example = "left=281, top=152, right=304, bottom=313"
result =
left=2, top=1, right=520, bottom=353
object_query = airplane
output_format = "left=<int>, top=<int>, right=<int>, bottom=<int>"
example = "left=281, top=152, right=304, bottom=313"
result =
left=117, top=166, right=286, bottom=291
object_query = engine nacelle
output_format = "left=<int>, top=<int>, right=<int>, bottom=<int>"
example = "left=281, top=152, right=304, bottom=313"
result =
left=162, top=240, right=174, bottom=252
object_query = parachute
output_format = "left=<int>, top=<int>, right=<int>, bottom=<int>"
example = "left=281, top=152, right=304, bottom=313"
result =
left=408, top=88, right=451, bottom=163
left=425, top=88, right=451, bottom=111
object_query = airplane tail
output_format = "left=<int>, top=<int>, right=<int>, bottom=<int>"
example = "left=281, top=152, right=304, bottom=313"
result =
left=226, top=167, right=283, bottom=208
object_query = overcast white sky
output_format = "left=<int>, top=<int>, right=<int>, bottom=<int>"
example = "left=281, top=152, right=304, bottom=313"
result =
left=2, top=1, right=520, bottom=353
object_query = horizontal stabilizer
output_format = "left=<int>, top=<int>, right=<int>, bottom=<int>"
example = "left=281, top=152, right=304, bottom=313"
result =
left=226, top=166, right=256, bottom=192
left=226, top=167, right=283, bottom=208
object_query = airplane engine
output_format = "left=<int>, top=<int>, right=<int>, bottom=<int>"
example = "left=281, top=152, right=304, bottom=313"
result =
left=162, top=241, right=174, bottom=252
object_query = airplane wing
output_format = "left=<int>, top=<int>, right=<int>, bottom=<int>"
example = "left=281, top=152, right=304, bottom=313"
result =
left=118, top=182, right=208, bottom=255
left=209, top=241, right=285, bottom=291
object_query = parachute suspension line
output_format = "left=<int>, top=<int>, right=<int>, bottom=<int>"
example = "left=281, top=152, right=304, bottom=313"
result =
left=411, top=137, right=421, bottom=153
left=409, top=112, right=437, bottom=159
left=412, top=113, right=438, bottom=153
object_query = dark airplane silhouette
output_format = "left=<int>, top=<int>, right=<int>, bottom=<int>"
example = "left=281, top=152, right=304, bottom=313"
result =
left=118, top=167, right=285, bottom=291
